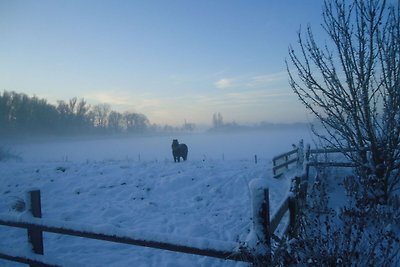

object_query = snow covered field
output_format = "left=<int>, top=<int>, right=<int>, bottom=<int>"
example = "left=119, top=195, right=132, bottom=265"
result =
left=0, top=128, right=312, bottom=266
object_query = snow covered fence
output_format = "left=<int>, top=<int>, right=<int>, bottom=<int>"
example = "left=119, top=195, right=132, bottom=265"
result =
left=271, top=142, right=360, bottom=237
left=0, top=190, right=261, bottom=266
left=273, top=140, right=362, bottom=179
left=304, top=146, right=360, bottom=180
left=272, top=140, right=304, bottom=177
left=245, top=178, right=300, bottom=265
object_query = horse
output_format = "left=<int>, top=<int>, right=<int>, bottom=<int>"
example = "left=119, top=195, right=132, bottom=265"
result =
left=171, top=139, right=188, bottom=162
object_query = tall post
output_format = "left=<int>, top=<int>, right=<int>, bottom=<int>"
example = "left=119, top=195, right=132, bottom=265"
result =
left=297, top=139, right=304, bottom=167
left=272, top=158, right=277, bottom=176
left=285, top=155, right=289, bottom=171
left=247, top=180, right=271, bottom=264
left=288, top=196, right=298, bottom=238
left=27, top=189, right=44, bottom=267
left=260, top=188, right=272, bottom=264
left=261, top=189, right=271, bottom=253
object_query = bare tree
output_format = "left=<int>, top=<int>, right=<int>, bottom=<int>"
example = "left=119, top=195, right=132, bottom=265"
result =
left=212, top=112, right=224, bottom=129
left=90, top=104, right=111, bottom=129
left=75, top=98, right=90, bottom=118
left=287, top=0, right=400, bottom=202
left=123, top=112, right=149, bottom=133
left=108, top=111, right=124, bottom=133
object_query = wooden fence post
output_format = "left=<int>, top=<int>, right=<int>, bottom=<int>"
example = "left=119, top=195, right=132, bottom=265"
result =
left=297, top=139, right=304, bottom=167
left=247, top=180, right=272, bottom=265
left=261, top=189, right=271, bottom=250
left=284, top=155, right=289, bottom=172
left=288, top=197, right=298, bottom=238
left=27, top=189, right=44, bottom=267
left=258, top=188, right=271, bottom=265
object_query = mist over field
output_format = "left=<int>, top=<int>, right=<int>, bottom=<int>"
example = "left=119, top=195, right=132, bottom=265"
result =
left=2, top=124, right=313, bottom=163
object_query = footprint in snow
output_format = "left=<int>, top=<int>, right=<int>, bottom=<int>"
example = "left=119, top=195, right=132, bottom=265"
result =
left=194, top=196, right=203, bottom=202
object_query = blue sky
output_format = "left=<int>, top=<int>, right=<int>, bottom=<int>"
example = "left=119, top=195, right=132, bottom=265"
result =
left=0, top=0, right=325, bottom=126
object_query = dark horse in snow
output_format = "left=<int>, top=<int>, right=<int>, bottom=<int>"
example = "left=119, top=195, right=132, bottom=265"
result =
left=171, top=139, right=188, bottom=162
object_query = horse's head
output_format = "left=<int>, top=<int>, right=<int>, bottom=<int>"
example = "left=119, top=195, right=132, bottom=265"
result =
left=172, top=139, right=179, bottom=149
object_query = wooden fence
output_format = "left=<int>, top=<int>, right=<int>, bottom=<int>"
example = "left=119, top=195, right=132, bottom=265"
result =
left=304, top=146, right=359, bottom=180
left=272, top=148, right=300, bottom=177
left=273, top=140, right=359, bottom=178
left=0, top=183, right=302, bottom=266
left=272, top=140, right=306, bottom=178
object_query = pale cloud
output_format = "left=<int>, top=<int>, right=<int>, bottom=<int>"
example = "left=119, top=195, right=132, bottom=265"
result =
left=247, top=71, right=287, bottom=87
left=85, top=90, right=164, bottom=110
left=214, top=71, right=288, bottom=90
left=192, top=89, right=296, bottom=108
left=135, top=98, right=163, bottom=110
left=224, top=90, right=295, bottom=106
left=85, top=91, right=132, bottom=106
left=215, top=78, right=234, bottom=89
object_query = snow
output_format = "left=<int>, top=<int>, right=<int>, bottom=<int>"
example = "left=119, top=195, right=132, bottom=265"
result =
left=0, top=129, right=312, bottom=266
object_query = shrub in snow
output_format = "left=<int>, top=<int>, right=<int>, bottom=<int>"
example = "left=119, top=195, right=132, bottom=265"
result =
left=276, top=174, right=400, bottom=266
left=12, top=198, right=26, bottom=212
left=5, top=196, right=26, bottom=212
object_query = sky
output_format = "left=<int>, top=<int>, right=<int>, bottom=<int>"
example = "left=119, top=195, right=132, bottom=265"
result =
left=0, top=0, right=326, bottom=126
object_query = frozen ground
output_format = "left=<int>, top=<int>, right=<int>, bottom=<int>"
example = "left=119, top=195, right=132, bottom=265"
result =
left=0, top=129, right=312, bottom=266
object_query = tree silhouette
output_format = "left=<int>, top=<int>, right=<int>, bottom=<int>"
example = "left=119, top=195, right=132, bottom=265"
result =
left=287, top=0, right=400, bottom=202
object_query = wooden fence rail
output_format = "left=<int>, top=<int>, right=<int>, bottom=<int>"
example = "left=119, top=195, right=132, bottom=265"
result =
left=0, top=184, right=301, bottom=266
left=270, top=148, right=303, bottom=178
left=0, top=216, right=249, bottom=263
left=0, top=251, right=60, bottom=267
left=303, top=145, right=363, bottom=180
left=272, top=148, right=299, bottom=177
left=273, top=141, right=363, bottom=179
left=269, top=196, right=297, bottom=237
left=0, top=190, right=253, bottom=266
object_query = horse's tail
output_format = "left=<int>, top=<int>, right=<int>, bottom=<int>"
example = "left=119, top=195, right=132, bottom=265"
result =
left=181, top=144, right=188, bottom=160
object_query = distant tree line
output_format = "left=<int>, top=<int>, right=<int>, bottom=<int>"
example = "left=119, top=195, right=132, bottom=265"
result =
left=0, top=91, right=195, bottom=137
left=209, top=112, right=307, bottom=132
